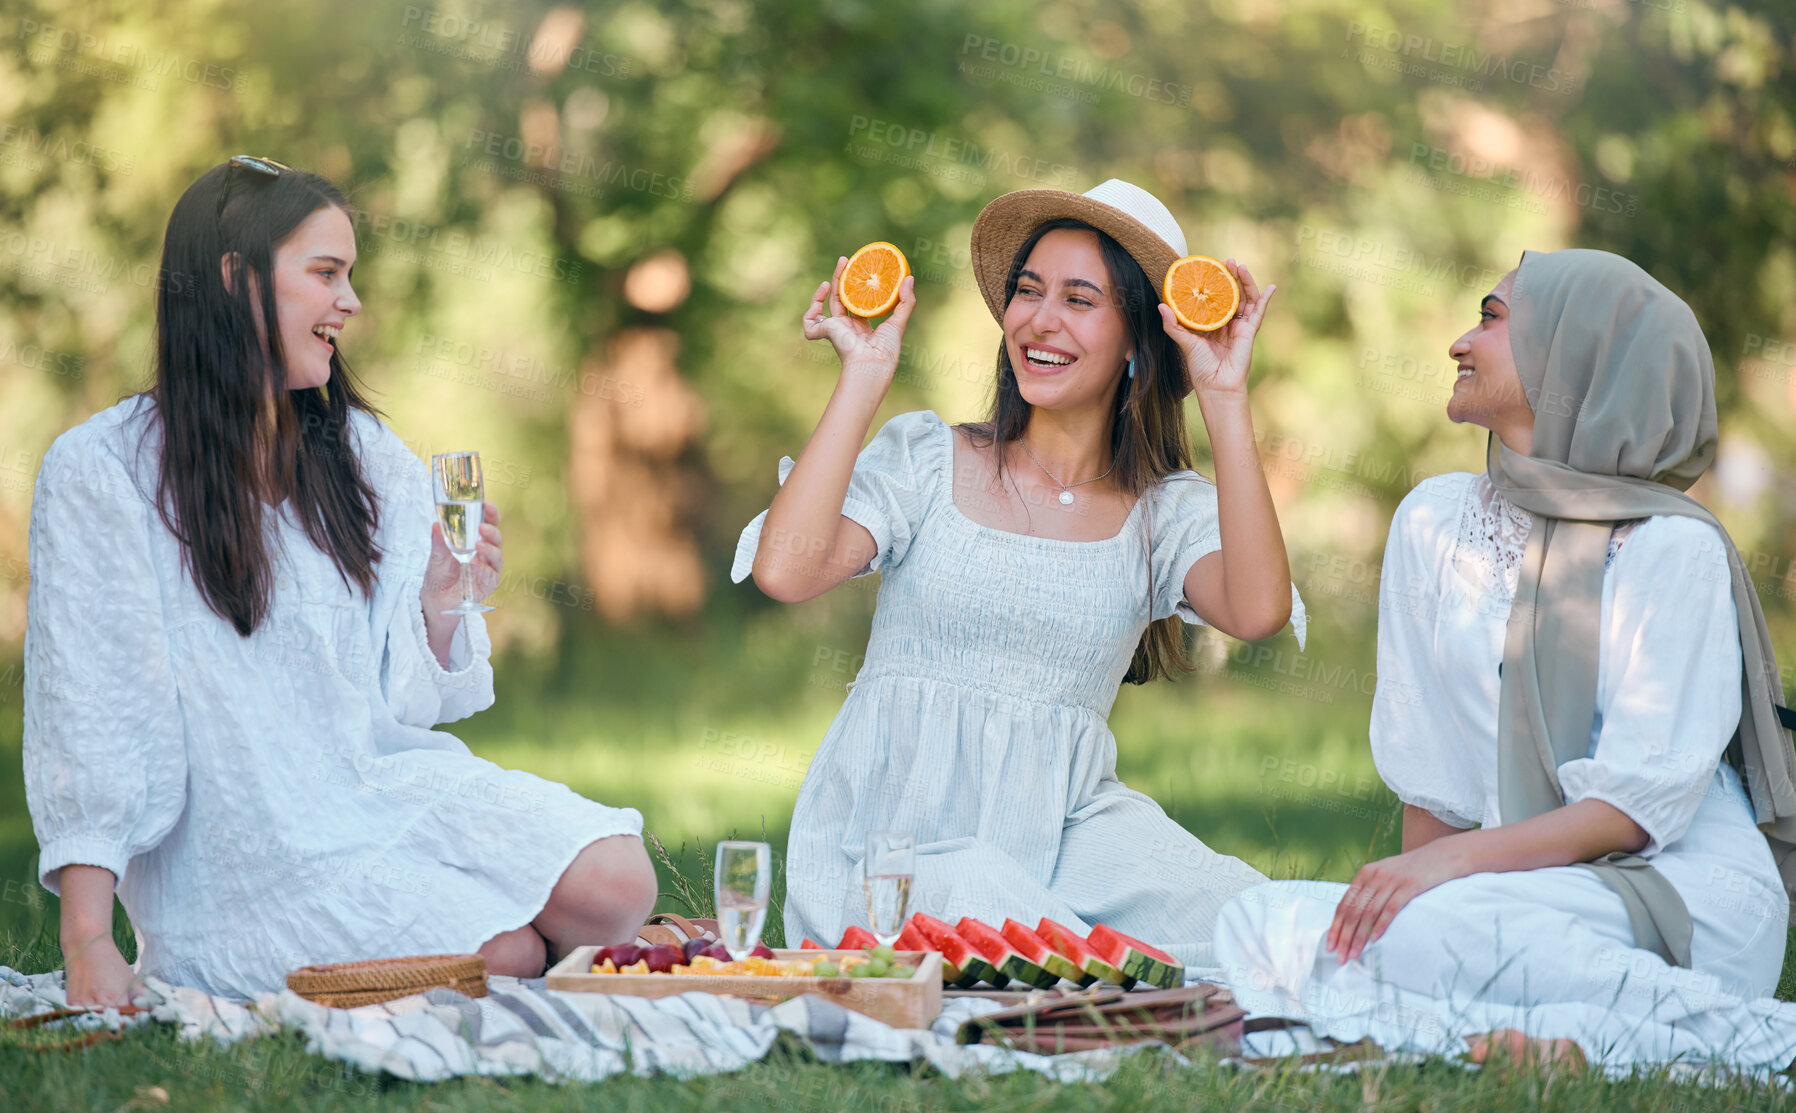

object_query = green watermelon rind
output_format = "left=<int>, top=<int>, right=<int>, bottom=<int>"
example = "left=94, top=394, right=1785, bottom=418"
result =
left=957, top=918, right=1058, bottom=989
left=895, top=923, right=975, bottom=988
left=1087, top=924, right=1182, bottom=991
left=1080, top=955, right=1137, bottom=989
left=1001, top=920, right=1093, bottom=987
left=909, top=914, right=1008, bottom=988
left=1034, top=918, right=1130, bottom=989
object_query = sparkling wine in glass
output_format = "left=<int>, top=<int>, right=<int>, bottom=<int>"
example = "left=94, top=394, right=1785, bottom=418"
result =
left=864, top=830, right=915, bottom=946
left=431, top=452, right=494, bottom=616
left=714, top=840, right=772, bottom=960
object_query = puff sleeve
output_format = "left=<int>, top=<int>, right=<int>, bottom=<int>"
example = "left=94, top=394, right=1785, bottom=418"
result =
left=1369, top=475, right=1485, bottom=829
left=24, top=427, right=187, bottom=897
left=357, top=417, right=494, bottom=731
left=1555, top=515, right=1743, bottom=857
left=731, top=410, right=947, bottom=584
left=1146, top=473, right=1307, bottom=647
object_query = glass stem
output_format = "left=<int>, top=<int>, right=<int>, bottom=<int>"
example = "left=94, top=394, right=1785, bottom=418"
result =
left=460, top=558, right=473, bottom=609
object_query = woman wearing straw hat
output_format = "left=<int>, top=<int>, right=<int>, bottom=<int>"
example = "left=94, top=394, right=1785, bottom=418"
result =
left=1213, top=250, right=1796, bottom=1069
left=733, top=180, right=1305, bottom=963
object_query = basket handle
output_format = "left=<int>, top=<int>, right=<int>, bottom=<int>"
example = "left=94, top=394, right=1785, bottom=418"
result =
left=644, top=912, right=719, bottom=941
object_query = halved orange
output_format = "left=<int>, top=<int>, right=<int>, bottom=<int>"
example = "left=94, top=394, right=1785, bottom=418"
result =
left=838, top=241, right=910, bottom=318
left=1162, top=255, right=1240, bottom=332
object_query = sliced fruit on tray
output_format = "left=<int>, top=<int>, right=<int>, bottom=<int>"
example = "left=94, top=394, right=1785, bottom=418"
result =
left=1002, top=919, right=1093, bottom=987
left=1037, top=917, right=1133, bottom=988
left=956, top=917, right=1059, bottom=989
left=894, top=921, right=973, bottom=987
left=910, top=913, right=1006, bottom=988
left=836, top=925, right=880, bottom=950
left=799, top=938, right=824, bottom=950
left=1086, top=924, right=1184, bottom=990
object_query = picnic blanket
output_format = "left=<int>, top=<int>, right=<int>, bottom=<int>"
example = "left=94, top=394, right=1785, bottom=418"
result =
left=0, top=967, right=1178, bottom=1083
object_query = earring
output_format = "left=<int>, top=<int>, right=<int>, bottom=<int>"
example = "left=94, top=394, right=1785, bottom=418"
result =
left=1126, top=355, right=1136, bottom=380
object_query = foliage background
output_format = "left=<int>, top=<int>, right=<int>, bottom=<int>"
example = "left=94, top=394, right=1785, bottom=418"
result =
left=0, top=0, right=1793, bottom=965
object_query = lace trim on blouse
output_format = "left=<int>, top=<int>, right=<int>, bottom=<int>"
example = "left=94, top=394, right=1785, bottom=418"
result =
left=1452, top=474, right=1639, bottom=606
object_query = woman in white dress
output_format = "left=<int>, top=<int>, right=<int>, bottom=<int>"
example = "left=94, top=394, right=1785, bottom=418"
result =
left=28, top=157, right=655, bottom=1007
left=734, top=180, right=1304, bottom=963
left=1215, top=249, right=1796, bottom=1069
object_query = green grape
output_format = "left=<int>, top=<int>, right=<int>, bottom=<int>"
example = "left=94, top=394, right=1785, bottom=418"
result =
left=812, top=961, right=840, bottom=977
left=890, top=964, right=916, bottom=979
left=871, top=944, right=896, bottom=962
left=864, top=958, right=890, bottom=977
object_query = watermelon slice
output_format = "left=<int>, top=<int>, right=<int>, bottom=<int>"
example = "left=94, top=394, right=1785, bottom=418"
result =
left=957, top=917, right=1058, bottom=989
left=799, top=938, right=824, bottom=950
left=1000, top=919, right=1092, bottom=986
left=894, top=921, right=972, bottom=987
left=910, top=913, right=1006, bottom=988
left=1037, top=917, right=1133, bottom=988
left=1086, top=924, right=1183, bottom=990
left=837, top=925, right=880, bottom=950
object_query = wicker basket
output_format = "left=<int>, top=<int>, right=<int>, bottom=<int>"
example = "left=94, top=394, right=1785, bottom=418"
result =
left=286, top=954, right=488, bottom=1009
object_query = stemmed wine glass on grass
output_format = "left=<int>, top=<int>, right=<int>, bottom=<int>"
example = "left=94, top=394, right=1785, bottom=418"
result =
left=431, top=451, right=495, bottom=616
left=714, top=841, right=772, bottom=961
left=864, top=830, right=915, bottom=946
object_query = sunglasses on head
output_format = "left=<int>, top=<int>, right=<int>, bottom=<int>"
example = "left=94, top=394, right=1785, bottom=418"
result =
left=216, top=154, right=293, bottom=218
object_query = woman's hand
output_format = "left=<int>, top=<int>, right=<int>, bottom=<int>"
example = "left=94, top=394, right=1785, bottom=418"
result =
left=63, top=931, right=138, bottom=1009
left=801, top=256, right=917, bottom=389
left=1324, top=836, right=1474, bottom=963
left=1158, top=259, right=1276, bottom=399
left=422, top=501, right=502, bottom=616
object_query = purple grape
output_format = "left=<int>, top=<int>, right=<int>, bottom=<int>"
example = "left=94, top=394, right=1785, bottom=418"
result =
left=682, top=937, right=713, bottom=962
left=643, top=944, right=683, bottom=973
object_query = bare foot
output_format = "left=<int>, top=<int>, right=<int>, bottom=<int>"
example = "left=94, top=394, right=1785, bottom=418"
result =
left=1465, top=1028, right=1587, bottom=1074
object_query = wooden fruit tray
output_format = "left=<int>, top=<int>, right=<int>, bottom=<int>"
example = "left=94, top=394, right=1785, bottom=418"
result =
left=544, top=948, right=943, bottom=1030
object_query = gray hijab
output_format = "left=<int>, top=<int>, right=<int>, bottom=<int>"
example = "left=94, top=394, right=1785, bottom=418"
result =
left=1489, top=248, right=1796, bottom=969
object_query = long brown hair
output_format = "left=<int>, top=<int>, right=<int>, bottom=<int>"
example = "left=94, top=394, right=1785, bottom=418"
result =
left=150, top=160, right=382, bottom=636
left=963, top=218, right=1198, bottom=683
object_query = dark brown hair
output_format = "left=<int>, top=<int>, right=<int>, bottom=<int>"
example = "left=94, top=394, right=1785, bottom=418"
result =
left=150, top=160, right=382, bottom=635
left=963, top=218, right=1199, bottom=683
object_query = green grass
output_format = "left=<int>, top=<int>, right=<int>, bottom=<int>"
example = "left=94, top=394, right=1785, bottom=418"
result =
left=3, top=615, right=1794, bottom=1109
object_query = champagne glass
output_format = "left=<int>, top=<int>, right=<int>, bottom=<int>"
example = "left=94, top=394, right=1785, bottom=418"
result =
left=431, top=452, right=495, bottom=616
left=714, top=840, right=772, bottom=960
left=863, top=830, right=915, bottom=946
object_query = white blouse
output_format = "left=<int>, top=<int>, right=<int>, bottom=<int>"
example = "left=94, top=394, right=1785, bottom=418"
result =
left=1371, top=471, right=1751, bottom=858
left=23, top=396, right=641, bottom=998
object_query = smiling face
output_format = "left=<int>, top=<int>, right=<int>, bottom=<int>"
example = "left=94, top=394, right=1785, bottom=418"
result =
left=1446, top=267, right=1534, bottom=452
left=1001, top=228, right=1133, bottom=413
left=268, top=204, right=360, bottom=391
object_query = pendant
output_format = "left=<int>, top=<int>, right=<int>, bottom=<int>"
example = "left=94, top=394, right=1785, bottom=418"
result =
left=1058, top=490, right=1075, bottom=506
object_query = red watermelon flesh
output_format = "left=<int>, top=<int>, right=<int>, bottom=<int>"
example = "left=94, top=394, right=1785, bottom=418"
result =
left=957, top=917, right=1058, bottom=989
left=837, top=925, right=880, bottom=950
left=799, top=938, right=824, bottom=950
left=1036, top=917, right=1131, bottom=988
left=894, top=921, right=970, bottom=986
left=1000, top=919, right=1092, bottom=986
left=1086, top=924, right=1183, bottom=990
left=909, top=913, right=1006, bottom=988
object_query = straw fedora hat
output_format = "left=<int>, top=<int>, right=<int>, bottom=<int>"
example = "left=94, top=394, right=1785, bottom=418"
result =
left=968, top=178, right=1188, bottom=322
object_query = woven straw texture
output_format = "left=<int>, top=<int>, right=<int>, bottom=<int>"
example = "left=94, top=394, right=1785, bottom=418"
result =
left=286, top=954, right=488, bottom=1009
left=968, top=180, right=1188, bottom=322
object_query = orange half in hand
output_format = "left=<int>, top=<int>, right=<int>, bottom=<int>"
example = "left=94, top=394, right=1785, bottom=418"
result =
left=838, top=241, right=910, bottom=318
left=1163, top=255, right=1241, bottom=332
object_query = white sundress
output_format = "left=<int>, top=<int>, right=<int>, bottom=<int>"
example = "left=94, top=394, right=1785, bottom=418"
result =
left=24, top=396, right=643, bottom=1001
left=1214, top=471, right=1796, bottom=1070
left=732, top=410, right=1306, bottom=966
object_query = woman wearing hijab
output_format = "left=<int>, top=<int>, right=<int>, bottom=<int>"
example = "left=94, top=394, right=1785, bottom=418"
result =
left=733, top=180, right=1304, bottom=962
left=1213, top=248, right=1796, bottom=1069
